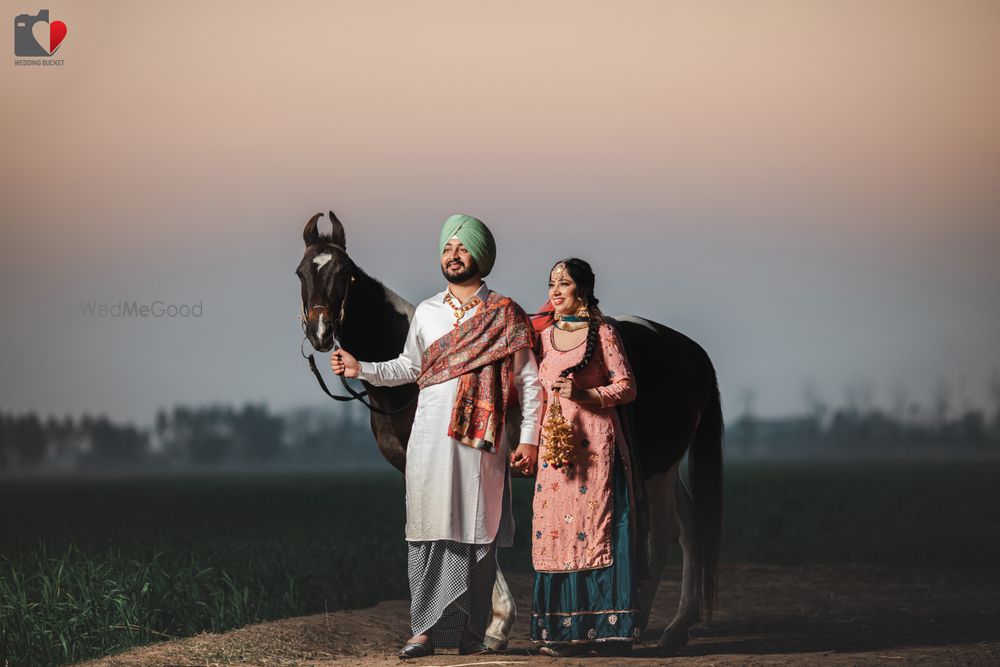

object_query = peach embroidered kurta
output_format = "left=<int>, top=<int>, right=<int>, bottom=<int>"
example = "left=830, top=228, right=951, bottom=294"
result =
left=532, top=321, right=637, bottom=572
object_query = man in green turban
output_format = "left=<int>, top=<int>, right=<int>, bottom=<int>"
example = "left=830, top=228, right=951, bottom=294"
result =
left=438, top=214, right=497, bottom=278
left=331, top=214, right=543, bottom=657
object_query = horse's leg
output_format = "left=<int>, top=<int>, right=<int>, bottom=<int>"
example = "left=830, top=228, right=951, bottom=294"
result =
left=659, top=472, right=700, bottom=648
left=637, top=463, right=681, bottom=634
left=484, top=408, right=522, bottom=651
left=484, top=566, right=515, bottom=651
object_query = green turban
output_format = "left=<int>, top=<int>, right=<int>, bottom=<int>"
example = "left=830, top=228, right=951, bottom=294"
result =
left=438, top=214, right=497, bottom=277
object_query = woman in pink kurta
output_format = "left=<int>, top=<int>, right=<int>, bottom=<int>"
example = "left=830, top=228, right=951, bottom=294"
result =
left=529, top=258, right=641, bottom=656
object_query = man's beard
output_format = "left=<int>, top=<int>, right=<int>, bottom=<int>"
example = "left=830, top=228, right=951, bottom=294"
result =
left=442, top=259, right=481, bottom=284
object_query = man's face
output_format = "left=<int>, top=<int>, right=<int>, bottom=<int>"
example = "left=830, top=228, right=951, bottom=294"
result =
left=441, top=238, right=481, bottom=284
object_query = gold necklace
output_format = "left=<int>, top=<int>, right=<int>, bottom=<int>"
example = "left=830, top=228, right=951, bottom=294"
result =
left=444, top=292, right=480, bottom=328
left=554, top=318, right=589, bottom=332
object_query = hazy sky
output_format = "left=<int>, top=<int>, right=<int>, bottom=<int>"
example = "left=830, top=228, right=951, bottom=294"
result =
left=2, top=0, right=999, bottom=427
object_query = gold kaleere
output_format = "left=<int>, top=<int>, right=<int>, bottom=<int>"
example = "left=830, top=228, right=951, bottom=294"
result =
left=540, top=391, right=575, bottom=470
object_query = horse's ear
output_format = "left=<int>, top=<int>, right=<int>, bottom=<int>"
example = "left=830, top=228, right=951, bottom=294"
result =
left=303, top=212, right=323, bottom=246
left=328, top=210, right=346, bottom=249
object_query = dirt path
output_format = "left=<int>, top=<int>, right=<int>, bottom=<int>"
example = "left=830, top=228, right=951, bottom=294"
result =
left=79, top=565, right=1000, bottom=666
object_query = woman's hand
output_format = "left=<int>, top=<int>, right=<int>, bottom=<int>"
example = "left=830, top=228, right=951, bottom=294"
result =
left=551, top=376, right=604, bottom=406
left=510, top=443, right=538, bottom=476
left=550, top=376, right=577, bottom=402
left=330, top=348, right=360, bottom=378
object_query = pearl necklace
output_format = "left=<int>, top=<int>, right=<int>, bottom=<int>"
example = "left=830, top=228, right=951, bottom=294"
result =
left=444, top=292, right=481, bottom=328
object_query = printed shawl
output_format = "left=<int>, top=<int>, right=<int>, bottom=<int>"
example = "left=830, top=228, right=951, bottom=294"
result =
left=417, top=291, right=534, bottom=454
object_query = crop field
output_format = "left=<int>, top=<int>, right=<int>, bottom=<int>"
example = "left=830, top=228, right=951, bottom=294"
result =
left=1, top=461, right=998, bottom=665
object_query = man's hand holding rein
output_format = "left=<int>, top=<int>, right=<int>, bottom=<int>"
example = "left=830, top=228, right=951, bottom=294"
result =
left=330, top=348, right=361, bottom=378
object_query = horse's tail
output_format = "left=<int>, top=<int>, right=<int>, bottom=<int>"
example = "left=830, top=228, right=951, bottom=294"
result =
left=688, top=372, right=724, bottom=622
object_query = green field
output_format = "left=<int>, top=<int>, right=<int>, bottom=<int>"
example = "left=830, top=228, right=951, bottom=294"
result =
left=2, top=461, right=999, bottom=665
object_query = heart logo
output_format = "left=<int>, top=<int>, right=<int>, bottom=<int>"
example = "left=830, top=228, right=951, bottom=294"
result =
left=50, top=20, right=67, bottom=53
left=30, top=18, right=68, bottom=55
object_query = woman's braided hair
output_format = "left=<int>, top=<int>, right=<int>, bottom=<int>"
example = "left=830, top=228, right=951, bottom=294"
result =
left=552, top=257, right=603, bottom=378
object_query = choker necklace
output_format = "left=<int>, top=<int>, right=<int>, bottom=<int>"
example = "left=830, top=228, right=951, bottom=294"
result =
left=554, top=315, right=589, bottom=332
left=444, top=292, right=480, bottom=328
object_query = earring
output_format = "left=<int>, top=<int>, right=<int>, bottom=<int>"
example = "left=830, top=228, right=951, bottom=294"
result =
left=575, top=302, right=589, bottom=318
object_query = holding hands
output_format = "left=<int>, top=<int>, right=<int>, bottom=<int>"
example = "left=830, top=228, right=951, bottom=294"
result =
left=329, top=348, right=361, bottom=378
left=510, top=443, right=538, bottom=476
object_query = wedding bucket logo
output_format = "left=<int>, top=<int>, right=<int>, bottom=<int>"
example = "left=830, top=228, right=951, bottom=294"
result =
left=14, top=9, right=66, bottom=63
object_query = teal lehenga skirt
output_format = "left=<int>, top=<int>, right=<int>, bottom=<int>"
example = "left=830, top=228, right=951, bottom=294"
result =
left=530, top=443, right=640, bottom=645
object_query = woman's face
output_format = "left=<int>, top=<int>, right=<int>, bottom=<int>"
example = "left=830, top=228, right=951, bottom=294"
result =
left=548, top=264, right=581, bottom=316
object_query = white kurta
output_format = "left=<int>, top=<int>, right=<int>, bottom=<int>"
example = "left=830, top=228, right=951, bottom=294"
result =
left=358, top=282, right=544, bottom=545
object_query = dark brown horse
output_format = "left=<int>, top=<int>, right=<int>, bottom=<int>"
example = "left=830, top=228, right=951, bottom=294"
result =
left=297, top=211, right=723, bottom=649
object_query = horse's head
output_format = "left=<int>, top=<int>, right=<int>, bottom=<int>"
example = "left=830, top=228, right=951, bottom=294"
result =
left=297, top=211, right=354, bottom=353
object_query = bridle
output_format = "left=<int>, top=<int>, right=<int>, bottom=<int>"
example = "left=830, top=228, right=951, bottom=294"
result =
left=299, top=258, right=418, bottom=416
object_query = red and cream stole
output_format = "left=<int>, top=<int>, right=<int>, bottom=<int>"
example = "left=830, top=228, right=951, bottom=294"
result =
left=417, top=291, right=534, bottom=454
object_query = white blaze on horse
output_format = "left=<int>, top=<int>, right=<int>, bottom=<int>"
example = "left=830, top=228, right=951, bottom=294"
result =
left=297, top=211, right=724, bottom=650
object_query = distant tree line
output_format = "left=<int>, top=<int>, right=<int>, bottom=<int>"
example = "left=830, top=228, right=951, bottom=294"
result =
left=0, top=402, right=386, bottom=474
left=729, top=375, right=1000, bottom=458
left=5, top=373, right=1000, bottom=472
